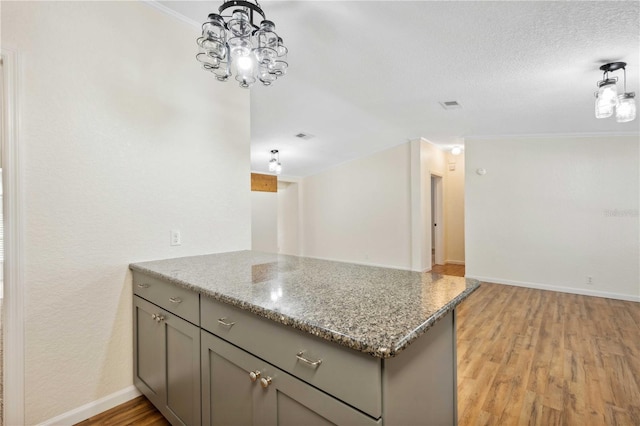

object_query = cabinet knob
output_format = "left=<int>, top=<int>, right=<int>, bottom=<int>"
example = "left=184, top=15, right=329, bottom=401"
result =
left=249, top=370, right=261, bottom=382
left=260, top=376, right=272, bottom=389
left=151, top=314, right=157, bottom=320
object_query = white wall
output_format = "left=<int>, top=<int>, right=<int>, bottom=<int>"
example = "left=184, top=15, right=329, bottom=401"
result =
left=465, top=135, right=639, bottom=301
left=2, top=2, right=251, bottom=423
left=444, top=152, right=465, bottom=264
left=252, top=191, right=278, bottom=253
left=301, top=143, right=413, bottom=269
left=299, top=140, right=452, bottom=271
left=277, top=181, right=300, bottom=255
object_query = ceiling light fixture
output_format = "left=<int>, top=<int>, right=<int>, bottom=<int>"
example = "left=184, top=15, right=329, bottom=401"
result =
left=196, top=0, right=288, bottom=88
left=451, top=146, right=463, bottom=156
left=268, top=149, right=282, bottom=175
left=595, top=62, right=636, bottom=123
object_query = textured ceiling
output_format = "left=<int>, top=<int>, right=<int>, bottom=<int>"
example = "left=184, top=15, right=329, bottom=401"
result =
left=159, top=1, right=640, bottom=177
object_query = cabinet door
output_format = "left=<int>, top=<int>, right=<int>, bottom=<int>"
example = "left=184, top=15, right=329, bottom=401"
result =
left=165, top=309, right=201, bottom=426
left=134, top=295, right=166, bottom=408
left=201, top=331, right=380, bottom=426
left=134, top=296, right=201, bottom=426
left=201, top=329, right=261, bottom=426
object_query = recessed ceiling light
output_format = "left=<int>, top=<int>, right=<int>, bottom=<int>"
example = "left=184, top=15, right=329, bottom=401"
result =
left=295, top=133, right=314, bottom=140
left=439, top=101, right=462, bottom=110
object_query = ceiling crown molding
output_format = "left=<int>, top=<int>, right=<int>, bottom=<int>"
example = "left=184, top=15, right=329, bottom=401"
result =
left=140, top=0, right=200, bottom=28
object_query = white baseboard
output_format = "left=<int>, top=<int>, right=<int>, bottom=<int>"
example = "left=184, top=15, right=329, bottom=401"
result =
left=445, top=260, right=465, bottom=265
left=467, top=275, right=640, bottom=302
left=38, top=385, right=141, bottom=426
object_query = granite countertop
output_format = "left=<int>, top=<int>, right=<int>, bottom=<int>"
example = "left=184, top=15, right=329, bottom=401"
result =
left=130, top=251, right=479, bottom=358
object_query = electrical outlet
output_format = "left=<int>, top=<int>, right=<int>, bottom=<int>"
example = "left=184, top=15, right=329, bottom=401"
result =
left=170, top=229, right=182, bottom=246
left=586, top=276, right=593, bottom=285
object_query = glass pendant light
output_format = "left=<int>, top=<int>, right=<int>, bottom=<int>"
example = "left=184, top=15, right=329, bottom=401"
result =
left=268, top=150, right=280, bottom=173
left=270, top=37, right=288, bottom=77
left=596, top=79, right=619, bottom=109
left=595, top=93, right=613, bottom=118
left=254, top=20, right=278, bottom=66
left=196, top=1, right=289, bottom=88
left=616, top=93, right=636, bottom=123
left=228, top=10, right=252, bottom=37
left=234, top=54, right=256, bottom=88
left=594, top=62, right=635, bottom=122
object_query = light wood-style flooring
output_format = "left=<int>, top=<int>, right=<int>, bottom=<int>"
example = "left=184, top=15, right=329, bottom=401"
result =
left=75, top=395, right=169, bottom=426
left=457, top=283, right=640, bottom=425
left=75, top=276, right=640, bottom=426
left=431, top=263, right=466, bottom=277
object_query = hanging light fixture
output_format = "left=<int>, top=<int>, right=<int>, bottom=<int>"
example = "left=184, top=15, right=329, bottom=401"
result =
left=196, top=0, right=288, bottom=88
left=595, top=62, right=636, bottom=123
left=268, top=149, right=282, bottom=175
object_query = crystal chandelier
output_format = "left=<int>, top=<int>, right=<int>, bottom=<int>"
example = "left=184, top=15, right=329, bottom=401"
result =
left=268, top=149, right=282, bottom=175
left=196, top=0, right=288, bottom=88
left=595, top=62, right=636, bottom=123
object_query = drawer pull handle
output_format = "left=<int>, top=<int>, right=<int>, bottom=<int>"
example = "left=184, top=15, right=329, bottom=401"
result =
left=260, top=376, right=273, bottom=389
left=296, top=351, right=323, bottom=368
left=169, top=297, right=182, bottom=304
left=249, top=370, right=261, bottom=382
left=217, top=318, right=236, bottom=328
left=137, top=283, right=150, bottom=288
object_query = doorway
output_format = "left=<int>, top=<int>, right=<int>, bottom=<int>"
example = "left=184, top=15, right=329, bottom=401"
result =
left=431, top=175, right=444, bottom=267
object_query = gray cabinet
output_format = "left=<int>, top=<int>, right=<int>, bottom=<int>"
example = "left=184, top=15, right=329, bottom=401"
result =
left=132, top=269, right=458, bottom=426
left=133, top=295, right=201, bottom=426
left=201, top=330, right=380, bottom=426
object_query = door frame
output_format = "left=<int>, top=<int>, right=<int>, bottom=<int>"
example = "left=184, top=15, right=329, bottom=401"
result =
left=2, top=46, right=25, bottom=426
left=430, top=174, right=444, bottom=266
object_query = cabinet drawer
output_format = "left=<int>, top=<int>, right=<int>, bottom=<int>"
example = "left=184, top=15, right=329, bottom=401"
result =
left=201, top=296, right=382, bottom=418
left=133, top=271, right=199, bottom=325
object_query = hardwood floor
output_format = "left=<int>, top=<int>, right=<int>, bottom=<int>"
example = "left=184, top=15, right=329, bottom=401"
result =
left=75, top=395, right=169, bottom=426
left=431, top=263, right=465, bottom=277
left=77, top=280, right=640, bottom=426
left=457, top=283, right=640, bottom=425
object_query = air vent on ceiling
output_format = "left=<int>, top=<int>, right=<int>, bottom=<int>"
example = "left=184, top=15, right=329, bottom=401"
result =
left=295, top=132, right=315, bottom=140
left=439, top=101, right=462, bottom=110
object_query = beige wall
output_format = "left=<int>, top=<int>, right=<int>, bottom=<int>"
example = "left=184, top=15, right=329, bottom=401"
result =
left=301, top=143, right=413, bottom=269
left=2, top=2, right=251, bottom=423
left=277, top=181, right=300, bottom=255
left=465, top=135, right=639, bottom=301
left=444, top=152, right=465, bottom=264
left=252, top=191, right=278, bottom=253
left=297, top=139, right=459, bottom=272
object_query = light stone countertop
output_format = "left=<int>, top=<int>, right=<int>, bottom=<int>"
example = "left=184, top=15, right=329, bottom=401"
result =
left=130, top=250, right=480, bottom=358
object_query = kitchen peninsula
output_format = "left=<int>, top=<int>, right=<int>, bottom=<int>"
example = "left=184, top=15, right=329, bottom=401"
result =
left=130, top=251, right=479, bottom=426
